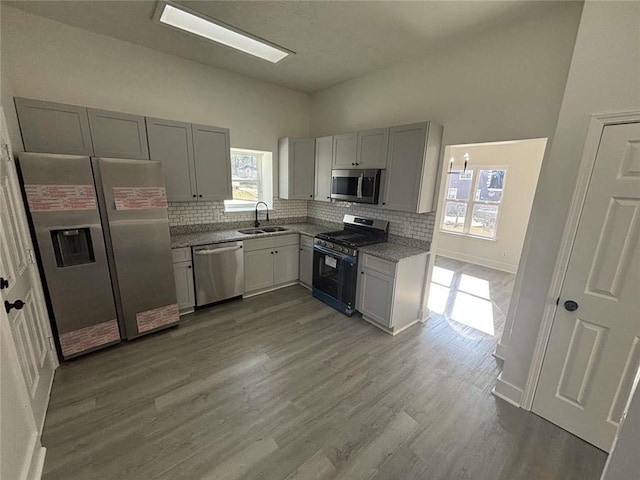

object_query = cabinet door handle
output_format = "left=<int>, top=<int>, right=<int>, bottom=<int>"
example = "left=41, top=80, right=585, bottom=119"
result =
left=192, top=194, right=196, bottom=198
left=0, top=277, right=8, bottom=290
left=275, top=251, right=278, bottom=254
left=187, top=265, right=192, bottom=269
left=361, top=271, right=364, bottom=274
left=382, top=202, right=386, bottom=205
left=199, top=195, right=203, bottom=198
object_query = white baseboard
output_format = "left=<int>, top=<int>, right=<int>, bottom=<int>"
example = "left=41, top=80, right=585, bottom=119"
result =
left=437, top=249, right=518, bottom=274
left=492, top=373, right=523, bottom=407
left=242, top=281, right=299, bottom=298
left=493, top=342, right=508, bottom=361
left=26, top=444, right=46, bottom=480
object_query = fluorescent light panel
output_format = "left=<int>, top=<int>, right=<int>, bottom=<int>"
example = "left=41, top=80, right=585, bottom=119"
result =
left=158, top=2, right=290, bottom=63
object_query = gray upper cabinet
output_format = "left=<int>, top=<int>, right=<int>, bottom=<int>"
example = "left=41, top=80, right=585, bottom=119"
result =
left=146, top=117, right=197, bottom=202
left=314, top=136, right=333, bottom=202
left=382, top=122, right=443, bottom=213
left=15, top=97, right=94, bottom=155
left=192, top=124, right=232, bottom=201
left=87, top=108, right=149, bottom=160
left=357, top=128, right=389, bottom=169
left=332, top=133, right=358, bottom=169
left=279, top=137, right=315, bottom=200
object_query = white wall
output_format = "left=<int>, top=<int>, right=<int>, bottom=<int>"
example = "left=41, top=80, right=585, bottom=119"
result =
left=496, top=0, right=640, bottom=405
left=310, top=2, right=582, bottom=147
left=1, top=6, right=310, bottom=152
left=437, top=139, right=546, bottom=273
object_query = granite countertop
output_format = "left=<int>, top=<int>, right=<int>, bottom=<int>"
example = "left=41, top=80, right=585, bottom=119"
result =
left=170, top=223, right=329, bottom=248
left=170, top=221, right=430, bottom=261
left=359, top=242, right=430, bottom=262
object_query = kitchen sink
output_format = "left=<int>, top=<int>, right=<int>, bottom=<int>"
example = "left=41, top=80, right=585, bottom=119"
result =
left=237, top=228, right=264, bottom=235
left=260, top=227, right=289, bottom=232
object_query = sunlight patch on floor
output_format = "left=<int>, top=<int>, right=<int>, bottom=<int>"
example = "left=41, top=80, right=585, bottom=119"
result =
left=428, top=283, right=450, bottom=315
left=432, top=266, right=454, bottom=287
left=459, top=274, right=491, bottom=300
left=450, top=291, right=495, bottom=335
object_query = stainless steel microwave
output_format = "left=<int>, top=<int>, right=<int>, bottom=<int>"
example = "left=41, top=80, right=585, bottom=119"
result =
left=331, top=169, right=381, bottom=204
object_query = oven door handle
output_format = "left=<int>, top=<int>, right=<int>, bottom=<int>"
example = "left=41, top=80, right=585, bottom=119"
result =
left=313, top=245, right=356, bottom=263
left=356, top=173, right=364, bottom=198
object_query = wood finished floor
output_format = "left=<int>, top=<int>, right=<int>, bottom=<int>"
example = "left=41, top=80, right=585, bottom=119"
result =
left=41, top=257, right=607, bottom=480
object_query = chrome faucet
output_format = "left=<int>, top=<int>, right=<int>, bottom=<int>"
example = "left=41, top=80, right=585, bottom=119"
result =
left=254, top=201, right=269, bottom=228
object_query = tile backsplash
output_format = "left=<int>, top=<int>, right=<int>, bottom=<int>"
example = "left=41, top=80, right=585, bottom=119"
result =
left=168, top=198, right=436, bottom=244
left=168, top=198, right=308, bottom=226
left=308, top=201, right=436, bottom=242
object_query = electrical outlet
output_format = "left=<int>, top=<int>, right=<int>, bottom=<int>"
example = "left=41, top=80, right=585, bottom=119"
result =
left=502, top=251, right=508, bottom=258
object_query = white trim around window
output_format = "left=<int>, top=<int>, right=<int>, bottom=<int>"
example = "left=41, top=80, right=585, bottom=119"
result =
left=224, top=148, right=273, bottom=213
left=440, top=166, right=508, bottom=240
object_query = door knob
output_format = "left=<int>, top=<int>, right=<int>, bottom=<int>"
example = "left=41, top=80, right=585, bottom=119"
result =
left=0, top=277, right=8, bottom=290
left=4, top=299, right=25, bottom=314
left=564, top=300, right=579, bottom=312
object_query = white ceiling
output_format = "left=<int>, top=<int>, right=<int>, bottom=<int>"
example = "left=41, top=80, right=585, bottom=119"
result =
left=6, top=1, right=553, bottom=93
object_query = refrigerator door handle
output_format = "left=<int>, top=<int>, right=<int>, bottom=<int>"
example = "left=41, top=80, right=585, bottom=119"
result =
left=194, top=246, right=242, bottom=255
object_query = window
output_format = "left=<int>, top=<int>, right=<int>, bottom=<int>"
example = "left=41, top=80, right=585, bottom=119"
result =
left=224, top=148, right=273, bottom=212
left=441, top=168, right=506, bottom=239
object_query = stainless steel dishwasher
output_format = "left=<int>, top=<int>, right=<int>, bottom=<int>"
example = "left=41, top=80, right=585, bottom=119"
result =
left=192, top=241, right=244, bottom=307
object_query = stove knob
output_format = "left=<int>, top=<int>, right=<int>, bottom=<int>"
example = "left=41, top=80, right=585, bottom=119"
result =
left=317, top=240, right=324, bottom=246
left=327, top=243, right=333, bottom=249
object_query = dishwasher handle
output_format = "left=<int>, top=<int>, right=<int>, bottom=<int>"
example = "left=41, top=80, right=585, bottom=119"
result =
left=194, top=245, right=242, bottom=255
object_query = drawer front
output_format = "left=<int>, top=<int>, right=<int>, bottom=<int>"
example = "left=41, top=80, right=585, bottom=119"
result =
left=172, top=247, right=192, bottom=263
left=244, top=234, right=300, bottom=252
left=300, top=233, right=314, bottom=248
left=361, top=253, right=396, bottom=277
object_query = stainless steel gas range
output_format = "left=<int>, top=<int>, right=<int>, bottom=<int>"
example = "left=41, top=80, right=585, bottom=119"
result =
left=312, top=215, right=389, bottom=316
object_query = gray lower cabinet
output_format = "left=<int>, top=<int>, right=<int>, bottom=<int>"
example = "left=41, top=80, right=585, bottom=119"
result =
left=172, top=247, right=195, bottom=314
left=87, top=108, right=149, bottom=159
left=279, top=137, right=316, bottom=200
left=298, top=234, right=314, bottom=287
left=314, top=136, right=333, bottom=202
left=357, top=252, right=430, bottom=334
left=15, top=97, right=94, bottom=155
left=146, top=117, right=197, bottom=202
left=192, top=124, right=232, bottom=201
left=382, top=122, right=443, bottom=213
left=244, top=234, right=300, bottom=295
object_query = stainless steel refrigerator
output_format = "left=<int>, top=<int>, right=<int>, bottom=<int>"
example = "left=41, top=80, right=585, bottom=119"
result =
left=18, top=153, right=178, bottom=359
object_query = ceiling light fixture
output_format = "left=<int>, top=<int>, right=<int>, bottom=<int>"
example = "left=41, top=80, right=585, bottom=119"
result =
left=153, top=1, right=293, bottom=63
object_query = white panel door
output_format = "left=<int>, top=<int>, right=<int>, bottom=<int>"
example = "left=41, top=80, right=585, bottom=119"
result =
left=274, top=244, right=300, bottom=285
left=332, top=133, right=357, bottom=169
left=299, top=246, right=313, bottom=287
left=357, top=128, right=389, bottom=169
left=0, top=108, right=56, bottom=430
left=173, top=261, right=195, bottom=312
left=192, top=124, right=233, bottom=201
left=314, top=136, right=333, bottom=202
left=358, top=268, right=394, bottom=327
left=244, top=249, right=274, bottom=292
left=533, top=122, right=640, bottom=452
left=291, top=138, right=315, bottom=200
